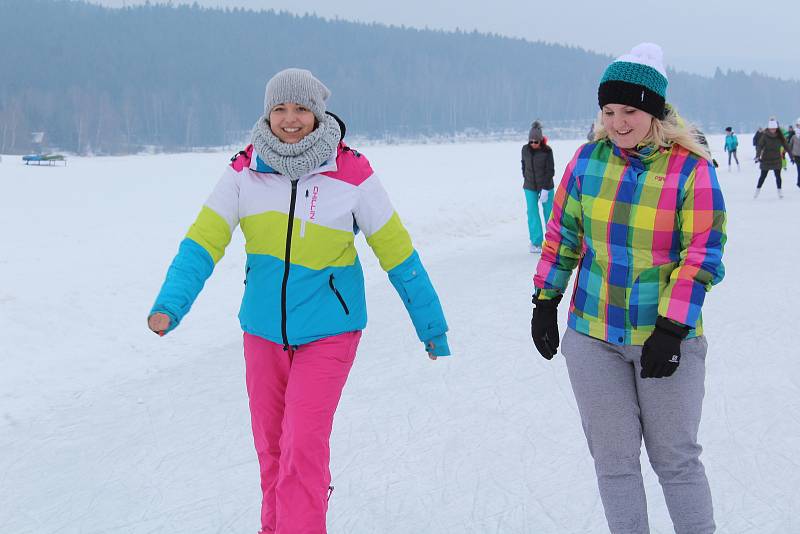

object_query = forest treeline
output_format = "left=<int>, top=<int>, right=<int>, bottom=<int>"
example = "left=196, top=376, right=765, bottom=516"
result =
left=1, top=0, right=798, bottom=154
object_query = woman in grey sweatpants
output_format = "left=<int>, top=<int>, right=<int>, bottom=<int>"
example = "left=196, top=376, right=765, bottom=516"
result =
left=531, top=43, right=727, bottom=534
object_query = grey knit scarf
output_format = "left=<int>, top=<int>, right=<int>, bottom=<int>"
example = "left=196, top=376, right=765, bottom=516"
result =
left=251, top=113, right=341, bottom=179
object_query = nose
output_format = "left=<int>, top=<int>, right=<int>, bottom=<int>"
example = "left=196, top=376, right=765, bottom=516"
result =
left=283, top=110, right=300, bottom=124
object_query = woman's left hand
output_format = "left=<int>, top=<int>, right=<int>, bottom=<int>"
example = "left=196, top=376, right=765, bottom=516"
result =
left=426, top=341, right=438, bottom=361
left=424, top=334, right=450, bottom=359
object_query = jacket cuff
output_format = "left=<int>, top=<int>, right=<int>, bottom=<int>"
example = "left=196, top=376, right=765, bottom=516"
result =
left=533, top=290, right=563, bottom=308
left=655, top=316, right=690, bottom=339
left=425, top=333, right=451, bottom=356
left=148, top=309, right=179, bottom=334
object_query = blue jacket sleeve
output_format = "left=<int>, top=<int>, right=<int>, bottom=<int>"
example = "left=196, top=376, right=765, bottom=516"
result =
left=387, top=251, right=450, bottom=356
left=149, top=238, right=215, bottom=333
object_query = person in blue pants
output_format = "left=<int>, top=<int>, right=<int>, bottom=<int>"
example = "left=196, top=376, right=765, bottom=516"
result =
left=521, top=120, right=555, bottom=253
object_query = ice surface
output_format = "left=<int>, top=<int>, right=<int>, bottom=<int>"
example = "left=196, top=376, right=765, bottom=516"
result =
left=1, top=136, right=798, bottom=533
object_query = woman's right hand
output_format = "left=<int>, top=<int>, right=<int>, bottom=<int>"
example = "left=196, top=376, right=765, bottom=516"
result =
left=539, top=189, right=550, bottom=204
left=531, top=294, right=563, bottom=360
left=148, top=313, right=171, bottom=337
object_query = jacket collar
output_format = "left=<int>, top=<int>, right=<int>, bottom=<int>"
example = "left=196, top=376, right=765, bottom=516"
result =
left=249, top=149, right=339, bottom=177
left=608, top=140, right=666, bottom=170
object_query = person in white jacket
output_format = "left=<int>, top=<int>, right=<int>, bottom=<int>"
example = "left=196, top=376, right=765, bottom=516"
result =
left=147, top=68, right=450, bottom=534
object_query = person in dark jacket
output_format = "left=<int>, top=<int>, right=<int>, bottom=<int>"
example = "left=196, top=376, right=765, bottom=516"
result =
left=755, top=118, right=791, bottom=198
left=752, top=128, right=763, bottom=151
left=790, top=119, right=800, bottom=187
left=696, top=129, right=719, bottom=168
left=521, top=120, right=555, bottom=253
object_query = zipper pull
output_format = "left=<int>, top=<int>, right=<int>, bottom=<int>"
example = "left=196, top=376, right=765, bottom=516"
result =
left=305, top=189, right=309, bottom=198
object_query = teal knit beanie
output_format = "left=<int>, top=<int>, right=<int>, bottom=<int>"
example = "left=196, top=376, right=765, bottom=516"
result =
left=598, top=43, right=668, bottom=118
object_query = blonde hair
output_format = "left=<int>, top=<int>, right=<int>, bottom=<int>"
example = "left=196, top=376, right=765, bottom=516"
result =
left=592, top=105, right=712, bottom=162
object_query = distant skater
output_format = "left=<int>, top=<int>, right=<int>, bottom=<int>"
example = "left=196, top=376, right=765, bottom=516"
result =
left=724, top=126, right=739, bottom=171
left=752, top=127, right=763, bottom=152
left=754, top=118, right=791, bottom=198
left=789, top=119, right=800, bottom=187
left=521, top=120, right=555, bottom=253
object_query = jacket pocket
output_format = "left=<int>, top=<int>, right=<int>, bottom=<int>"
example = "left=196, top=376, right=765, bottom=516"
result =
left=630, top=262, right=677, bottom=328
left=328, top=274, right=350, bottom=315
left=571, top=249, right=604, bottom=320
left=395, top=267, right=430, bottom=306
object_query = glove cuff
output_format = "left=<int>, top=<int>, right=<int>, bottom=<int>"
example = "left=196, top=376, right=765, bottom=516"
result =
left=655, top=316, right=690, bottom=339
left=533, top=293, right=563, bottom=309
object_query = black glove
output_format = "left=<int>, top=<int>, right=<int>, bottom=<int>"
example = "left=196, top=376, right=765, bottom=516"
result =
left=640, top=316, right=690, bottom=378
left=531, top=294, right=562, bottom=360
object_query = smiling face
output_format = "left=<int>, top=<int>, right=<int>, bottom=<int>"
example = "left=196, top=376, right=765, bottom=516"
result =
left=601, top=104, right=654, bottom=149
left=269, top=102, right=317, bottom=144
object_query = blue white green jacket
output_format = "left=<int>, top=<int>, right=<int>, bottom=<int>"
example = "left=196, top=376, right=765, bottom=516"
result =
left=150, top=142, right=450, bottom=355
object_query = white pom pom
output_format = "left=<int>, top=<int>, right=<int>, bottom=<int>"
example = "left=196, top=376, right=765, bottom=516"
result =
left=630, top=43, right=663, bottom=62
left=616, top=42, right=667, bottom=77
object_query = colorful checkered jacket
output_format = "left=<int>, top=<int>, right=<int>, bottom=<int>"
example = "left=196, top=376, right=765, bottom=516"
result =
left=151, top=142, right=449, bottom=354
left=534, top=140, right=726, bottom=345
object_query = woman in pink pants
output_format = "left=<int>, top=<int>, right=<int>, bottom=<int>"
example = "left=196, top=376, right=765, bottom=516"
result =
left=148, top=68, right=450, bottom=533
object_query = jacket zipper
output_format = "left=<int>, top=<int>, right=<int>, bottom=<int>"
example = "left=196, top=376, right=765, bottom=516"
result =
left=329, top=274, right=350, bottom=315
left=280, top=179, right=299, bottom=349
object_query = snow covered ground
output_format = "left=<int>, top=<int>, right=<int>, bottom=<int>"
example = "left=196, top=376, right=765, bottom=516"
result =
left=1, top=135, right=799, bottom=533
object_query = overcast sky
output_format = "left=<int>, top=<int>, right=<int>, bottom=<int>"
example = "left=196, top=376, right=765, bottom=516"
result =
left=88, top=0, right=798, bottom=80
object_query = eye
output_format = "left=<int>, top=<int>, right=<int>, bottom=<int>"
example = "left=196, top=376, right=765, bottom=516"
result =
left=603, top=110, right=614, bottom=116
left=297, top=106, right=309, bottom=112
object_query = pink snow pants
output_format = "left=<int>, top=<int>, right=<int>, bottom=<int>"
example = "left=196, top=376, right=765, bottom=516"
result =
left=243, top=330, right=361, bottom=534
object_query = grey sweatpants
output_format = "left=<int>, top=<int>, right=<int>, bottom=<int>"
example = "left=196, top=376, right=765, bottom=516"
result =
left=561, top=328, right=715, bottom=534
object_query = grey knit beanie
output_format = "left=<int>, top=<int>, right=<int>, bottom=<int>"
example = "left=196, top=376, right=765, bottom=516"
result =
left=264, top=68, right=330, bottom=122
left=528, top=120, right=544, bottom=142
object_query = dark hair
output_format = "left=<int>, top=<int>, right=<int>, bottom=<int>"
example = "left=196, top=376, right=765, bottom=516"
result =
left=725, top=126, right=732, bottom=132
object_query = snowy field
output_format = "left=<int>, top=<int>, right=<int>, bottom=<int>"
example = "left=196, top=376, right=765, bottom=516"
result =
left=1, top=135, right=799, bottom=533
